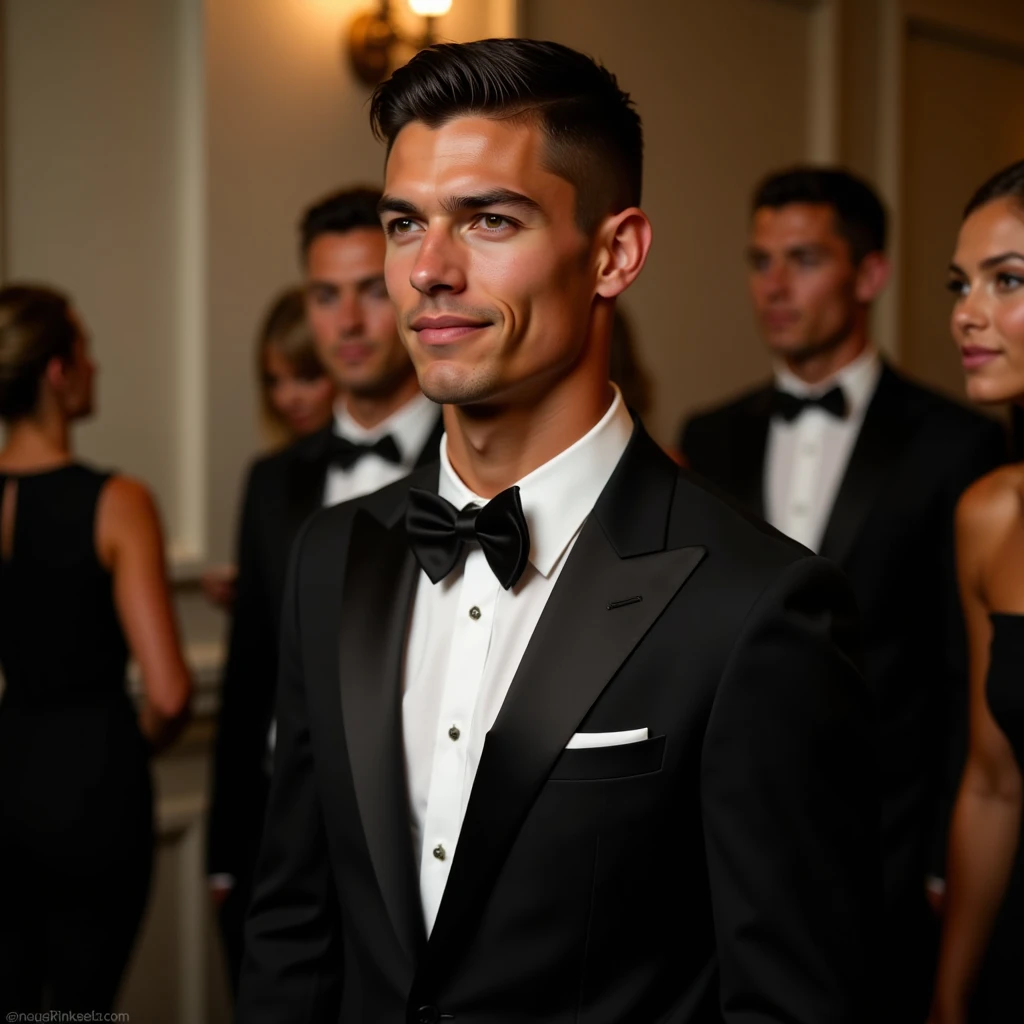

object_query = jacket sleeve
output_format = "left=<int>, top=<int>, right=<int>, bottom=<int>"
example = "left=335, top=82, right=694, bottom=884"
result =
left=235, top=516, right=344, bottom=1022
left=702, top=554, right=881, bottom=1023
left=207, top=461, right=278, bottom=882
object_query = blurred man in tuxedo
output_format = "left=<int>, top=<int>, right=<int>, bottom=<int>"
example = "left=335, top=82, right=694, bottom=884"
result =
left=680, top=167, right=1006, bottom=1022
left=207, top=186, right=443, bottom=989
left=237, top=40, right=880, bottom=1023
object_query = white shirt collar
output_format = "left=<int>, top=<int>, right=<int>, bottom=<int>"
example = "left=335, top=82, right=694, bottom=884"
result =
left=333, top=391, right=440, bottom=466
left=773, top=346, right=882, bottom=420
left=437, top=386, right=634, bottom=579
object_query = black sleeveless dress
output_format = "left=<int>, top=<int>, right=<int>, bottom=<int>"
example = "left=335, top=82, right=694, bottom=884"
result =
left=970, top=613, right=1024, bottom=1021
left=0, top=464, right=153, bottom=1011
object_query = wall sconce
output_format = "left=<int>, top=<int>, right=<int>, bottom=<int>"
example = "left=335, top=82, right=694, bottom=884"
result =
left=348, top=0, right=453, bottom=87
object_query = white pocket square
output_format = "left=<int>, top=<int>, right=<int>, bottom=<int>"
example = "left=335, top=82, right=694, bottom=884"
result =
left=565, top=727, right=648, bottom=750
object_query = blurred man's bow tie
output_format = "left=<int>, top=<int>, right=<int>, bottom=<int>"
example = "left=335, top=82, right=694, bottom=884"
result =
left=327, top=434, right=402, bottom=470
left=769, top=385, right=848, bottom=422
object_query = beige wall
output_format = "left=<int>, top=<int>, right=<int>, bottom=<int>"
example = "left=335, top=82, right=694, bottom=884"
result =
left=6, top=0, right=184, bottom=537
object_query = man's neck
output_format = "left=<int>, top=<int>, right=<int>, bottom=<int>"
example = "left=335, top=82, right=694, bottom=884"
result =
left=444, top=372, right=614, bottom=499
left=782, top=333, right=871, bottom=388
left=342, top=373, right=423, bottom=431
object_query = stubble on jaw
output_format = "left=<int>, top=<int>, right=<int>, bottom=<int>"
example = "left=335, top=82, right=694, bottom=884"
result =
left=416, top=360, right=501, bottom=406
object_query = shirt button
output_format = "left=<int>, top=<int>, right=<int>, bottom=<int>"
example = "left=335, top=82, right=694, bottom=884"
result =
left=801, top=443, right=817, bottom=456
left=792, top=503, right=809, bottom=517
left=432, top=844, right=446, bottom=861
left=469, top=606, right=481, bottom=620
left=448, top=725, right=460, bottom=741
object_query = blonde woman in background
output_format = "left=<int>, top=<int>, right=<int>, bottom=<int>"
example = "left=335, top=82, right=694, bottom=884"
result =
left=0, top=284, right=192, bottom=1012
left=930, top=159, right=1024, bottom=1024
left=200, top=287, right=336, bottom=607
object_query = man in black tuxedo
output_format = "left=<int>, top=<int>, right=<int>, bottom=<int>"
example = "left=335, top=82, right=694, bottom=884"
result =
left=237, top=41, right=880, bottom=1022
left=680, top=168, right=1006, bottom=1022
left=207, top=187, right=443, bottom=988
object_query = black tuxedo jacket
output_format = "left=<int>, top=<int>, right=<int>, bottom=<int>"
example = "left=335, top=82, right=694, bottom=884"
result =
left=237, top=423, right=880, bottom=1023
left=207, top=416, right=444, bottom=892
left=680, top=366, right=1005, bottom=973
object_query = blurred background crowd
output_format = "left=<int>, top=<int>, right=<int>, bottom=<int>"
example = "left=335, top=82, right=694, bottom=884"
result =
left=1, top=0, right=1023, bottom=1022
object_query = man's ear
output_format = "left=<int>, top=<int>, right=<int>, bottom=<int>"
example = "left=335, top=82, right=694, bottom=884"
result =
left=594, top=208, right=653, bottom=299
left=855, top=251, right=891, bottom=303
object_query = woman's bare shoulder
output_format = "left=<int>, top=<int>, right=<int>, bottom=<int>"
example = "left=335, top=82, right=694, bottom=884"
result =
left=957, top=464, right=1024, bottom=562
left=95, top=475, right=164, bottom=568
left=99, top=474, right=159, bottom=521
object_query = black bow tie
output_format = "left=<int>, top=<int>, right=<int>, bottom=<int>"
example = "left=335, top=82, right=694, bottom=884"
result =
left=406, top=485, right=531, bottom=591
left=769, top=385, right=848, bottom=422
left=325, top=433, right=402, bottom=471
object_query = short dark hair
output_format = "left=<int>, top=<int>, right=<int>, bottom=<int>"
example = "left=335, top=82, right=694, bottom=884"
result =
left=752, top=167, right=888, bottom=263
left=369, top=38, right=643, bottom=232
left=963, top=159, right=1024, bottom=219
left=298, top=186, right=383, bottom=260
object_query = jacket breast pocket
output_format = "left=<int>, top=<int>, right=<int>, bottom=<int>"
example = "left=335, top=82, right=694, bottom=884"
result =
left=548, top=734, right=666, bottom=781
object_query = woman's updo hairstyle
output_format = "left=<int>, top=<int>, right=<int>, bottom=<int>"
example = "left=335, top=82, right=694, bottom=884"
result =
left=963, top=159, right=1024, bottom=220
left=0, top=284, right=76, bottom=421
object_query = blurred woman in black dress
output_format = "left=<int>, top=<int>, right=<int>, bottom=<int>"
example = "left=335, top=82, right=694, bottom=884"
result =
left=0, top=284, right=192, bottom=1011
left=930, top=160, right=1024, bottom=1023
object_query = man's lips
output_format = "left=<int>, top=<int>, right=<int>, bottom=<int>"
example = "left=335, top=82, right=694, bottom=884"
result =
left=960, top=345, right=1000, bottom=370
left=335, top=342, right=374, bottom=363
left=411, top=316, right=490, bottom=346
left=763, top=311, right=799, bottom=330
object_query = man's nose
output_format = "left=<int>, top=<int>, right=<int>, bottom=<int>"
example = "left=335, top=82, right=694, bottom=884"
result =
left=760, top=262, right=790, bottom=298
left=337, top=291, right=364, bottom=335
left=410, top=227, right=467, bottom=296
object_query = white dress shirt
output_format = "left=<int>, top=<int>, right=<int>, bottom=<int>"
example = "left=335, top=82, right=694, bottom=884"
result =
left=402, top=387, right=634, bottom=936
left=323, top=391, right=440, bottom=507
left=764, top=347, right=881, bottom=551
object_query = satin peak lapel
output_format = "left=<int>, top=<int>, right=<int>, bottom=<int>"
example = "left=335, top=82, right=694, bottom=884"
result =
left=418, top=426, right=706, bottom=984
left=338, top=506, right=426, bottom=965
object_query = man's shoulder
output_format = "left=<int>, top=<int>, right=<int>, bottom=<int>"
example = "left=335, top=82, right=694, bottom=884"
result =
left=881, top=367, right=1006, bottom=472
left=683, top=381, right=773, bottom=432
left=886, top=366, right=997, bottom=433
left=246, top=429, right=327, bottom=483
left=678, top=382, right=772, bottom=471
left=298, top=459, right=439, bottom=553
left=669, top=461, right=821, bottom=589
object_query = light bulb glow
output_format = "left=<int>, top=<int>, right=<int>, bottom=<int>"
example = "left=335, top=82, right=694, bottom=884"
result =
left=408, top=0, right=452, bottom=15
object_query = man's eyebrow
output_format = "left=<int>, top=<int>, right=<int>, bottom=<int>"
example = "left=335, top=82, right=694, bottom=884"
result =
left=377, top=189, right=544, bottom=219
left=378, top=195, right=420, bottom=217
left=980, top=251, right=1024, bottom=270
left=356, top=274, right=386, bottom=289
left=440, top=189, right=543, bottom=215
